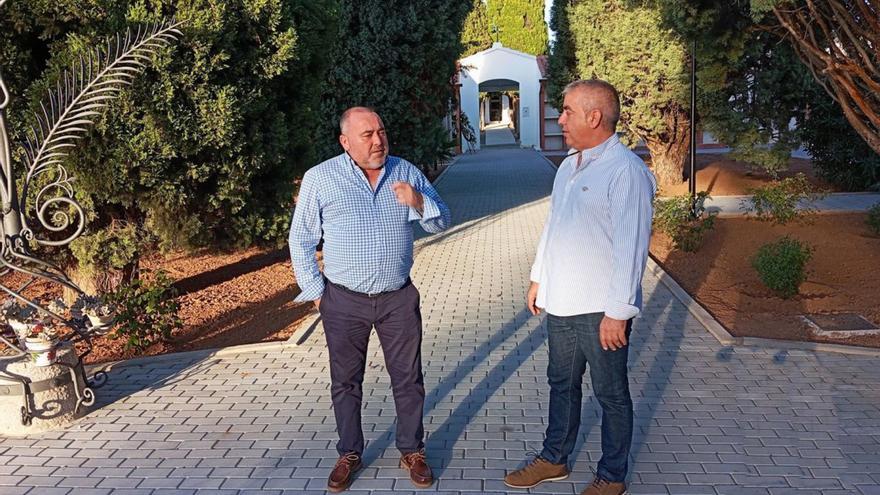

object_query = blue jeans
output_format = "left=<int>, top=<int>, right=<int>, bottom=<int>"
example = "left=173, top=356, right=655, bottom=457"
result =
left=540, top=312, right=633, bottom=483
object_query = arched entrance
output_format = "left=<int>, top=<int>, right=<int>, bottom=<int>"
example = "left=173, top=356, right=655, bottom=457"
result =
left=479, top=78, right=520, bottom=147
left=457, top=43, right=544, bottom=151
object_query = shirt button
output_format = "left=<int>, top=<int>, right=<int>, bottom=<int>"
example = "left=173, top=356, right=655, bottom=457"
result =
left=582, top=186, right=589, bottom=191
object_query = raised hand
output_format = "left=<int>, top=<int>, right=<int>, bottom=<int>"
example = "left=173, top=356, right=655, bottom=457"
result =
left=392, top=182, right=424, bottom=211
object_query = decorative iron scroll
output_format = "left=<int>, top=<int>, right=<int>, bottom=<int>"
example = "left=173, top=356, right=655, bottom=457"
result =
left=0, top=0, right=183, bottom=425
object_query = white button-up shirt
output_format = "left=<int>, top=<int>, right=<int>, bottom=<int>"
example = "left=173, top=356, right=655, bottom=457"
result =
left=531, top=134, right=657, bottom=319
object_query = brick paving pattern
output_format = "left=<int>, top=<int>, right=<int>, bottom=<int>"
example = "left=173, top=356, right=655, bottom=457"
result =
left=1, top=148, right=878, bottom=494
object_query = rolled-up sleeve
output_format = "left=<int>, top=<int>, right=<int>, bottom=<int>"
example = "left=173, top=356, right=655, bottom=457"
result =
left=605, top=165, right=655, bottom=320
left=289, top=170, right=325, bottom=302
left=530, top=208, right=552, bottom=283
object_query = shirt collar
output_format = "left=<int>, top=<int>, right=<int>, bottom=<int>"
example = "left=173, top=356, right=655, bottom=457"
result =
left=345, top=152, right=391, bottom=191
left=581, top=133, right=619, bottom=161
left=569, top=133, right=619, bottom=172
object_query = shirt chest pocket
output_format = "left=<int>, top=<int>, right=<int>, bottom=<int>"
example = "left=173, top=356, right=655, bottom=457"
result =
left=574, top=182, right=607, bottom=210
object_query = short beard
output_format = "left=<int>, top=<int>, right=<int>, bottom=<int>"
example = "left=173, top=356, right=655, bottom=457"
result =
left=361, top=153, right=387, bottom=170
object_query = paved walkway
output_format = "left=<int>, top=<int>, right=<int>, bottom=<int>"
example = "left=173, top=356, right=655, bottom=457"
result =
left=1, top=149, right=880, bottom=494
left=705, top=193, right=880, bottom=216
left=484, top=123, right=517, bottom=147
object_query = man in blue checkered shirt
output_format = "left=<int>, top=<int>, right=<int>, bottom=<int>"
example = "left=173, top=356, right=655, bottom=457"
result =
left=289, top=107, right=450, bottom=492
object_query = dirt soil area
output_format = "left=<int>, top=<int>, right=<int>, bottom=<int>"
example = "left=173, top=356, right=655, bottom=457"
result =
left=650, top=213, right=880, bottom=348
left=0, top=247, right=313, bottom=365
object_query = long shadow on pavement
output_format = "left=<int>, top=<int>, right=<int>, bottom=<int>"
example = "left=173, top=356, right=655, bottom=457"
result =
left=360, top=308, right=538, bottom=471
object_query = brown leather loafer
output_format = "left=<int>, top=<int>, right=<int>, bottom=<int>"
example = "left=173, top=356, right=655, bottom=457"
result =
left=399, top=449, right=433, bottom=488
left=327, top=452, right=362, bottom=493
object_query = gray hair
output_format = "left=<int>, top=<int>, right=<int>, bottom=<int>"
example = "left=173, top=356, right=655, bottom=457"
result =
left=562, top=79, right=620, bottom=131
left=339, top=106, right=379, bottom=134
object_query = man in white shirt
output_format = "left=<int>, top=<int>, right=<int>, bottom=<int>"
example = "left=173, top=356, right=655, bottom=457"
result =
left=504, top=80, right=656, bottom=495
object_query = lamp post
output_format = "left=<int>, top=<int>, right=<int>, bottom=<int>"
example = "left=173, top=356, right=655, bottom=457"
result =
left=688, top=38, right=698, bottom=218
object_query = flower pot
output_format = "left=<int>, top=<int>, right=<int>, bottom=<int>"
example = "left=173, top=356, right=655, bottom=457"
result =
left=86, top=314, right=114, bottom=327
left=8, top=319, right=34, bottom=343
left=25, top=338, right=58, bottom=367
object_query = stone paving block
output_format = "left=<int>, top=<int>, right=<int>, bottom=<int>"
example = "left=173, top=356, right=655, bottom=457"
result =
left=22, top=488, right=71, bottom=495
left=95, top=478, right=141, bottom=489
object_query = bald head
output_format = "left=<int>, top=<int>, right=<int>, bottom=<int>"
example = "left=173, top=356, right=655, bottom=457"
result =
left=338, top=106, right=389, bottom=170
left=562, top=79, right=620, bottom=132
left=340, top=106, right=379, bottom=134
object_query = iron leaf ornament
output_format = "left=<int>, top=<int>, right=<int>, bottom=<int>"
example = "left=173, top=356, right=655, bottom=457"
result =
left=0, top=0, right=183, bottom=351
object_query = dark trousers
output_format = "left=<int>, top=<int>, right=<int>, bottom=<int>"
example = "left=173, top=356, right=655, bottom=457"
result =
left=319, top=279, right=426, bottom=456
left=540, top=312, right=634, bottom=483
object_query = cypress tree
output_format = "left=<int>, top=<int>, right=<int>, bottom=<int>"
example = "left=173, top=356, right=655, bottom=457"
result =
left=320, top=0, right=471, bottom=169
left=570, top=0, right=691, bottom=185
left=461, top=0, right=493, bottom=57
left=546, top=0, right=577, bottom=110
left=486, top=0, right=548, bottom=55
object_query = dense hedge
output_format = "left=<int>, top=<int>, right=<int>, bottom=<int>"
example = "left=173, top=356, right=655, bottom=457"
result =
left=1, top=0, right=336, bottom=264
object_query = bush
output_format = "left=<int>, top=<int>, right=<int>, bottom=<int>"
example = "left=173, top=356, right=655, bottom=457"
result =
left=653, top=191, right=717, bottom=252
left=2, top=0, right=337, bottom=255
left=743, top=174, right=825, bottom=225
left=69, top=222, right=142, bottom=295
left=751, top=237, right=812, bottom=299
left=867, top=202, right=880, bottom=236
left=107, top=271, right=182, bottom=352
left=800, top=92, right=880, bottom=192
left=70, top=222, right=140, bottom=273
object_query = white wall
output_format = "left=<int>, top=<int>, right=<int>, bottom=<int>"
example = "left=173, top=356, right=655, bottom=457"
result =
left=459, top=43, right=543, bottom=150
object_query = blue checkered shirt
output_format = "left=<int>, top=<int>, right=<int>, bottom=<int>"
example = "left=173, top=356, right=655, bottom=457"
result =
left=289, top=153, right=451, bottom=301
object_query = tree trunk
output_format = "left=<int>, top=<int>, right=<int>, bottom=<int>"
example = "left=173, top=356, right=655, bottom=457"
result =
left=63, top=260, right=139, bottom=304
left=644, top=111, right=690, bottom=187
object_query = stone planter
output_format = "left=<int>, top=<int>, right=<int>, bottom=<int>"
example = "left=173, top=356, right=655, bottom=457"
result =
left=0, top=347, right=90, bottom=437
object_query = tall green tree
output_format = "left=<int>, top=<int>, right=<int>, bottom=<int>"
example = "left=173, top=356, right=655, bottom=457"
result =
left=697, top=31, right=815, bottom=176
left=799, top=79, right=880, bottom=191
left=758, top=0, right=880, bottom=156
left=319, top=0, right=471, bottom=169
left=486, top=0, right=548, bottom=55
left=655, top=0, right=816, bottom=176
left=570, top=0, right=691, bottom=185
left=0, top=0, right=336, bottom=264
left=546, top=0, right=578, bottom=110
left=656, top=0, right=879, bottom=188
left=461, top=0, right=493, bottom=57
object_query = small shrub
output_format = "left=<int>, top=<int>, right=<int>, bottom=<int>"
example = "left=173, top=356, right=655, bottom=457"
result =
left=106, top=271, right=182, bottom=352
left=867, top=202, right=880, bottom=236
left=742, top=174, right=826, bottom=225
left=70, top=221, right=140, bottom=272
left=653, top=192, right=717, bottom=252
left=751, top=237, right=813, bottom=298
